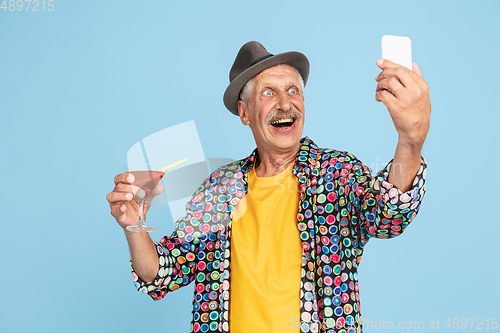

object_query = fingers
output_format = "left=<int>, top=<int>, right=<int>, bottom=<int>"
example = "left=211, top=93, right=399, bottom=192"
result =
left=412, top=62, right=422, bottom=77
left=108, top=173, right=143, bottom=227
left=107, top=180, right=134, bottom=220
left=106, top=191, right=133, bottom=204
left=376, top=76, right=404, bottom=99
left=107, top=189, right=140, bottom=223
left=151, top=183, right=164, bottom=197
left=145, top=184, right=164, bottom=204
left=375, top=59, right=427, bottom=105
left=376, top=88, right=398, bottom=109
left=109, top=202, right=127, bottom=219
left=376, top=59, right=424, bottom=84
left=377, top=58, right=395, bottom=69
left=110, top=176, right=141, bottom=197
left=114, top=172, right=135, bottom=185
left=377, top=58, right=413, bottom=72
left=375, top=66, right=414, bottom=89
left=108, top=172, right=164, bottom=224
left=107, top=183, right=136, bottom=201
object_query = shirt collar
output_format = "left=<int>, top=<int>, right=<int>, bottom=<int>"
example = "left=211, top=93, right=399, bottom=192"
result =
left=239, top=136, right=319, bottom=176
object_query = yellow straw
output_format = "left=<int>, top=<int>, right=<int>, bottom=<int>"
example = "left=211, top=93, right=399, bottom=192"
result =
left=158, top=158, right=187, bottom=172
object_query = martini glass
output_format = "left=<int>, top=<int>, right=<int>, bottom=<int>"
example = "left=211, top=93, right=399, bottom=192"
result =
left=125, top=163, right=165, bottom=232
left=124, top=158, right=187, bottom=232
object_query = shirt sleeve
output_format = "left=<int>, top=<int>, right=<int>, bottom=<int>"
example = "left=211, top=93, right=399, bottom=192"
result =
left=130, top=174, right=213, bottom=301
left=130, top=232, right=197, bottom=301
left=353, top=157, right=427, bottom=260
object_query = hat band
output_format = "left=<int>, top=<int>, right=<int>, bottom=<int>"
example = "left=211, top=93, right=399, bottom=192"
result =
left=249, top=54, right=273, bottom=68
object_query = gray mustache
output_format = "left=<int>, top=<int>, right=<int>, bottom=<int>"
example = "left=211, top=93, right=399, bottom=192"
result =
left=265, top=108, right=303, bottom=125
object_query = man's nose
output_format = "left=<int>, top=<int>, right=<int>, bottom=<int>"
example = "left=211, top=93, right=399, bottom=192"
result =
left=277, top=91, right=291, bottom=111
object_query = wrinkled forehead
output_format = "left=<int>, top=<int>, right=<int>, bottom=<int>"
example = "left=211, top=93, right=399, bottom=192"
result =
left=253, top=64, right=300, bottom=83
left=254, top=64, right=298, bottom=79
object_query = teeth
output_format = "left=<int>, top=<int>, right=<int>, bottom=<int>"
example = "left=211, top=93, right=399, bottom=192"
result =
left=271, top=118, right=293, bottom=125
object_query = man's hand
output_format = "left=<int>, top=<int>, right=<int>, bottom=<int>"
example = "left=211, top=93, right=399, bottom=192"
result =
left=106, top=172, right=164, bottom=283
left=375, top=59, right=431, bottom=146
left=106, top=172, right=164, bottom=230
left=375, top=59, right=431, bottom=192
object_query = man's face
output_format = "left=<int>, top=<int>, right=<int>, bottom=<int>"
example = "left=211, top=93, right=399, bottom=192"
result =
left=237, top=65, right=305, bottom=157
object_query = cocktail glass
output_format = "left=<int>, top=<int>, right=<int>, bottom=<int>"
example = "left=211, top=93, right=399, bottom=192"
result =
left=124, top=158, right=187, bottom=232
left=124, top=163, right=165, bottom=232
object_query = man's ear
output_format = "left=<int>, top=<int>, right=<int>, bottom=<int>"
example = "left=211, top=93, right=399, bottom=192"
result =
left=238, top=100, right=251, bottom=126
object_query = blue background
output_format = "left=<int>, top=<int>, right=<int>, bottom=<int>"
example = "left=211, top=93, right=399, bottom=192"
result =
left=1, top=1, right=499, bottom=332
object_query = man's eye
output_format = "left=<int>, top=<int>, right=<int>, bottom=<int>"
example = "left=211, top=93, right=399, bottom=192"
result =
left=263, top=90, right=272, bottom=96
left=289, top=88, right=297, bottom=94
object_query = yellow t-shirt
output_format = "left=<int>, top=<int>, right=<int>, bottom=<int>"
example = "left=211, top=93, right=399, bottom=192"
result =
left=229, top=163, right=303, bottom=332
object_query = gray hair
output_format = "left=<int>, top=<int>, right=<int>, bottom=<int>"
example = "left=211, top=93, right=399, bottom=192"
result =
left=239, top=65, right=305, bottom=106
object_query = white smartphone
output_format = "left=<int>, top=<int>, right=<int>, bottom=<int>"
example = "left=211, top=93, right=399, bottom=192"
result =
left=381, top=35, right=412, bottom=70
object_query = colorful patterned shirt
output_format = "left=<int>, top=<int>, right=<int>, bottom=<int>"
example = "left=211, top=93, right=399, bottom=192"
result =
left=131, top=137, right=427, bottom=333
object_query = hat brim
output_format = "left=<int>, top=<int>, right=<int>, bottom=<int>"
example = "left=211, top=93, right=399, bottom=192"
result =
left=223, top=51, right=310, bottom=115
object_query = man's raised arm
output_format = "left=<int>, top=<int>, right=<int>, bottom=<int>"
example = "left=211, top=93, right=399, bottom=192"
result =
left=375, top=59, right=431, bottom=192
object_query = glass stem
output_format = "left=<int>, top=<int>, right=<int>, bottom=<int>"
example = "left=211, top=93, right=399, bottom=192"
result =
left=138, top=198, right=145, bottom=224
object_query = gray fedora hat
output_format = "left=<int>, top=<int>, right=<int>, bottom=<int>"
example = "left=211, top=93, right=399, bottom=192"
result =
left=223, top=41, right=310, bottom=115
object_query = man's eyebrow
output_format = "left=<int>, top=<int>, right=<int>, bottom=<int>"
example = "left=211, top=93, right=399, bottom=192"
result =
left=285, top=82, right=301, bottom=91
left=259, top=80, right=299, bottom=89
left=258, top=85, right=274, bottom=91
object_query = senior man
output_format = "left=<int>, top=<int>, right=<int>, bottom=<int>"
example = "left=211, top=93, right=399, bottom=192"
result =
left=107, top=41, right=430, bottom=333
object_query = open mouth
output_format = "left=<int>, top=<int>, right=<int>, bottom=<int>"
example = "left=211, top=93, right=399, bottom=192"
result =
left=270, top=117, right=295, bottom=129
